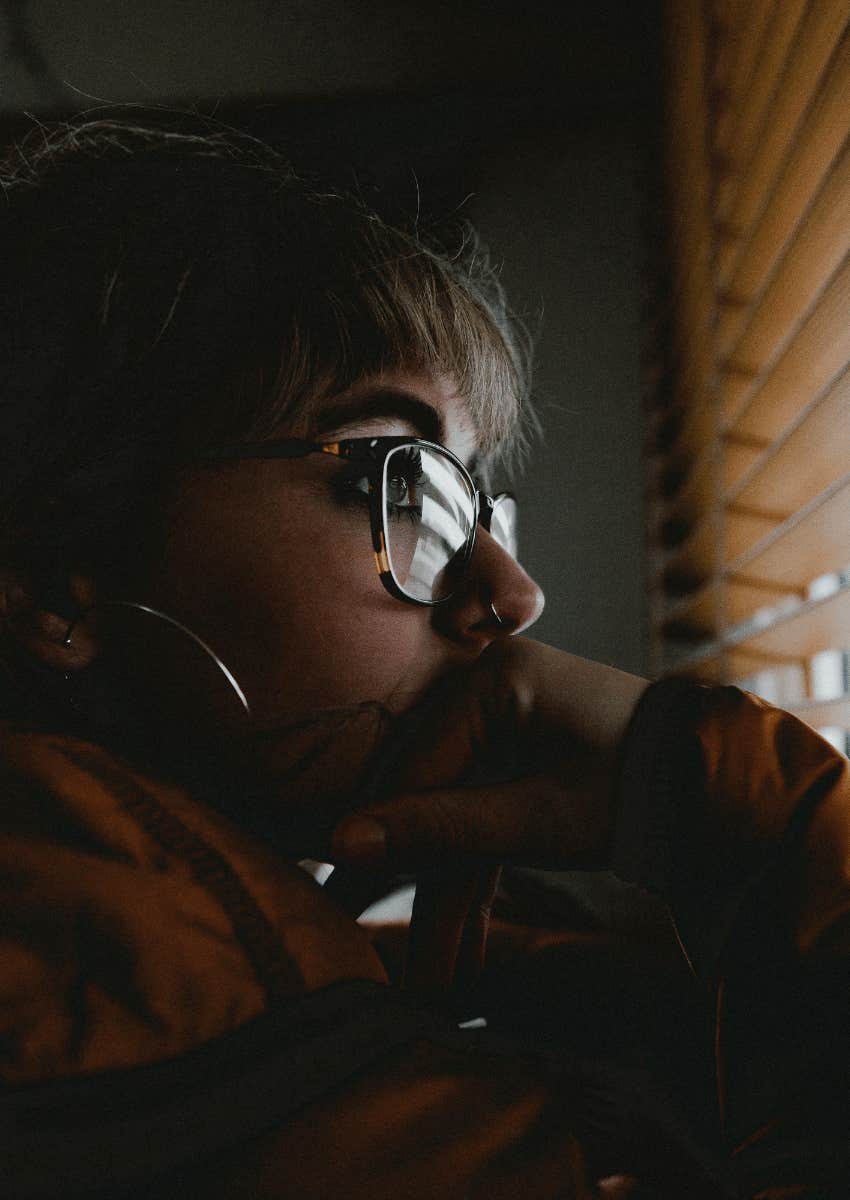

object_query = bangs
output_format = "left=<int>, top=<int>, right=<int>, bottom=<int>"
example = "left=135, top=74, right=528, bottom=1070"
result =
left=229, top=207, right=533, bottom=466
left=0, top=115, right=537, bottom=578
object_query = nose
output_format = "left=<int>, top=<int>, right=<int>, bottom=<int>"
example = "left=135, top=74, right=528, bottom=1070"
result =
left=433, top=527, right=545, bottom=651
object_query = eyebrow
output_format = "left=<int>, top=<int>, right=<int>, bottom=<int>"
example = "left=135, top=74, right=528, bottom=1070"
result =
left=315, top=388, right=445, bottom=444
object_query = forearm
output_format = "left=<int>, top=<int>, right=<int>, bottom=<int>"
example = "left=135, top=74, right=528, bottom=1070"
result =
left=610, top=678, right=850, bottom=975
left=517, top=640, right=650, bottom=757
left=610, top=678, right=850, bottom=1193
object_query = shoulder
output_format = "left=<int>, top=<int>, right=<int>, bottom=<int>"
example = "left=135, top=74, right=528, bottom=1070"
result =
left=0, top=722, right=385, bottom=1084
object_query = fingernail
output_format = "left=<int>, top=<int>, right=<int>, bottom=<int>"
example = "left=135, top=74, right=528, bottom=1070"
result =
left=333, top=816, right=387, bottom=866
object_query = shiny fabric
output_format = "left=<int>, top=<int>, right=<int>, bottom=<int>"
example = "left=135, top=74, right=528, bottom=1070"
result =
left=2, top=680, right=848, bottom=1197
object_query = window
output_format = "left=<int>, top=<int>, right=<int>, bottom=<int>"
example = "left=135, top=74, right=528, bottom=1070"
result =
left=645, top=0, right=850, bottom=754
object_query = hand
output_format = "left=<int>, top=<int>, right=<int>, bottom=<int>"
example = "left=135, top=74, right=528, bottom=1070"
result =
left=330, top=638, right=648, bottom=994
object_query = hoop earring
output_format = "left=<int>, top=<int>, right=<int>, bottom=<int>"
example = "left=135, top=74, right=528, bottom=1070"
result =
left=104, top=601, right=252, bottom=717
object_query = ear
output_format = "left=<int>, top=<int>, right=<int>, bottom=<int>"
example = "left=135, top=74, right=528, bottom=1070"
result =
left=1, top=570, right=100, bottom=672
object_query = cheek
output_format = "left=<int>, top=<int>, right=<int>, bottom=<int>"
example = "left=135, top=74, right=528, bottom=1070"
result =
left=247, top=538, right=424, bottom=720
left=151, top=477, right=425, bottom=723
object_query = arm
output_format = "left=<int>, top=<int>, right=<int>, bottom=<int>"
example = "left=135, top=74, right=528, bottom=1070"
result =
left=612, top=679, right=850, bottom=1196
left=333, top=647, right=850, bottom=1196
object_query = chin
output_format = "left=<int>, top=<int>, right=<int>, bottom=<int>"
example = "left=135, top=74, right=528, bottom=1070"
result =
left=222, top=699, right=395, bottom=859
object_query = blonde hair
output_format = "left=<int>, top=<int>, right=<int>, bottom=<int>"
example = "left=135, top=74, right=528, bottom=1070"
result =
left=0, top=114, right=534, bottom=576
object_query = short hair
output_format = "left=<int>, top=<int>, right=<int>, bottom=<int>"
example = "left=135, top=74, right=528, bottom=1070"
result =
left=0, top=114, right=533, bottom=584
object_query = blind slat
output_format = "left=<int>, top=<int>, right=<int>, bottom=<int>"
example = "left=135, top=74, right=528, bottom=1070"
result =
left=720, top=6, right=848, bottom=268
left=713, top=0, right=778, bottom=157
left=731, top=582, right=850, bottom=659
left=791, top=695, right=850, bottom=730
left=652, top=469, right=849, bottom=634
left=718, top=15, right=850, bottom=287
left=722, top=249, right=850, bottom=435
left=667, top=643, right=788, bottom=684
left=726, top=474, right=850, bottom=589
left=668, top=585, right=850, bottom=680
left=724, top=506, right=780, bottom=563
left=718, top=126, right=850, bottom=362
left=659, top=584, right=720, bottom=639
left=713, top=0, right=809, bottom=221
left=657, top=510, right=720, bottom=591
left=649, top=2, right=850, bottom=704
left=659, top=574, right=794, bottom=636
left=725, top=577, right=801, bottom=626
left=722, top=435, right=765, bottom=494
left=656, top=451, right=717, bottom=535
left=729, top=362, right=850, bottom=513
left=650, top=391, right=717, bottom=488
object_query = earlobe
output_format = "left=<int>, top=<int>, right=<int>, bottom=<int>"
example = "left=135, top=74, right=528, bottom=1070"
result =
left=1, top=570, right=101, bottom=672
left=0, top=570, right=32, bottom=628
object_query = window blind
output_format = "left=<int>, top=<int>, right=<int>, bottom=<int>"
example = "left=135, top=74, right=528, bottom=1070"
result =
left=645, top=0, right=850, bottom=753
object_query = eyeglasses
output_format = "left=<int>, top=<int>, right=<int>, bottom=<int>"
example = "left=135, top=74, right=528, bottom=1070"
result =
left=198, top=436, right=517, bottom=606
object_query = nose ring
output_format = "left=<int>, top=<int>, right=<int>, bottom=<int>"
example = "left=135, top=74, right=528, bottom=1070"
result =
left=489, top=600, right=507, bottom=628
left=62, top=611, right=85, bottom=648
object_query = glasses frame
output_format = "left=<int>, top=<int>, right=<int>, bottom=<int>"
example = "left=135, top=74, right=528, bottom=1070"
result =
left=197, top=435, right=516, bottom=607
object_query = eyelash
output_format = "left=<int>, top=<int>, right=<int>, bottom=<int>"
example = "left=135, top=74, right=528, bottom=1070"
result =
left=334, top=466, right=424, bottom=522
left=387, top=506, right=422, bottom=525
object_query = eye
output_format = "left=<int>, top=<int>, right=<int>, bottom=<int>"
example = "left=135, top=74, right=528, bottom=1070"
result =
left=385, top=447, right=425, bottom=514
left=385, top=472, right=422, bottom=524
left=386, top=473, right=415, bottom=506
left=388, top=448, right=424, bottom=495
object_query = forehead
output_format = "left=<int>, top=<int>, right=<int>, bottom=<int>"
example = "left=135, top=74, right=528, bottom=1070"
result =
left=311, top=370, right=481, bottom=467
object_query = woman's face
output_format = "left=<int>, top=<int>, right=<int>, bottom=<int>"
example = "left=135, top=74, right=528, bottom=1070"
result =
left=128, top=369, right=544, bottom=848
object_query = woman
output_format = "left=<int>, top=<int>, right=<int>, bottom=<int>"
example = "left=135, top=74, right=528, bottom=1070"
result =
left=1, top=116, right=847, bottom=1199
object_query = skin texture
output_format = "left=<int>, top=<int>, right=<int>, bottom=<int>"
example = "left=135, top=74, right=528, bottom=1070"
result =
left=4, top=364, right=651, bottom=986
left=82, top=368, right=547, bottom=853
left=0, top=366, right=644, bottom=1196
left=144, top=370, right=543, bottom=724
left=331, top=637, right=650, bottom=994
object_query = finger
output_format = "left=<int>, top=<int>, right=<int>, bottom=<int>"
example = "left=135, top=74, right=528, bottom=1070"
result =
left=332, top=773, right=607, bottom=872
left=333, top=778, right=538, bottom=870
left=404, top=865, right=484, bottom=997
left=452, top=865, right=502, bottom=994
left=383, top=651, right=520, bottom=795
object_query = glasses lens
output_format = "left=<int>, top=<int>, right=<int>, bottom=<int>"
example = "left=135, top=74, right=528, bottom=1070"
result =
left=382, top=443, right=476, bottom=602
left=489, top=494, right=518, bottom=560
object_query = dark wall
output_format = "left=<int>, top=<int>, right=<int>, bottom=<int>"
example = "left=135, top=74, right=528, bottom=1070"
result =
left=1, top=0, right=660, bottom=672
left=473, top=128, right=649, bottom=669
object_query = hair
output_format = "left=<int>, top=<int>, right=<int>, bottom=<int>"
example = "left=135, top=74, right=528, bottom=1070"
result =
left=0, top=113, right=534, bottom=592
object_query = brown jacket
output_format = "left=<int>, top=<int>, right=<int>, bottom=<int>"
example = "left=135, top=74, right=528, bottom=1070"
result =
left=2, top=680, right=848, bottom=1197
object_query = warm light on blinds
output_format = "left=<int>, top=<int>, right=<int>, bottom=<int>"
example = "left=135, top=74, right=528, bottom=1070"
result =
left=646, top=0, right=850, bottom=754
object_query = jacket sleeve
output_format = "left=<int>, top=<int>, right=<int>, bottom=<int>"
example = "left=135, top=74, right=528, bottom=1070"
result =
left=611, top=678, right=850, bottom=1198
